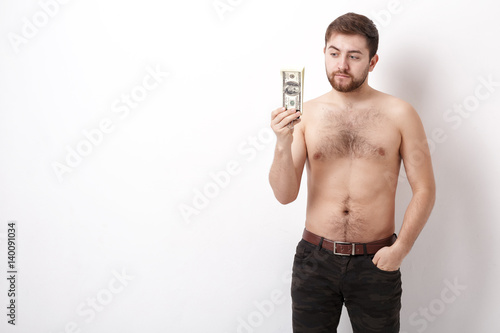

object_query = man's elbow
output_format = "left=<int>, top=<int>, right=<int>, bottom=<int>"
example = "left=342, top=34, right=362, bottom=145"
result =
left=415, top=184, right=436, bottom=207
left=269, top=176, right=300, bottom=204
left=429, top=187, right=436, bottom=209
left=277, top=197, right=296, bottom=205
left=427, top=180, right=436, bottom=203
left=274, top=191, right=299, bottom=205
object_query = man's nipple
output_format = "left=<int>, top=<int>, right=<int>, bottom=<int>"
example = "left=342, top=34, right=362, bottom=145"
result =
left=313, top=152, right=323, bottom=160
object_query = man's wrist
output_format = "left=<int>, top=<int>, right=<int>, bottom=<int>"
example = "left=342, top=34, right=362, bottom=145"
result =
left=391, top=240, right=412, bottom=259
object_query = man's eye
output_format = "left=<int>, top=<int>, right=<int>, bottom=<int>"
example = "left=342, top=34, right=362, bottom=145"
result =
left=350, top=56, right=359, bottom=60
left=330, top=53, right=337, bottom=57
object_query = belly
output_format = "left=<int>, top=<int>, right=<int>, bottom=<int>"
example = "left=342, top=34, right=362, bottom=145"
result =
left=305, top=158, right=400, bottom=242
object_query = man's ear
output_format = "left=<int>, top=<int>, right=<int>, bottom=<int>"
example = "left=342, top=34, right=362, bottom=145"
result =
left=369, top=54, right=379, bottom=72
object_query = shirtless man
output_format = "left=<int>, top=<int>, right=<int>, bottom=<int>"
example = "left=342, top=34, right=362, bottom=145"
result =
left=269, top=13, right=436, bottom=332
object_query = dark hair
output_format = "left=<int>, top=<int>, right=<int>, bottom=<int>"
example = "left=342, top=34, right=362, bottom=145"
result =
left=325, top=12, right=379, bottom=59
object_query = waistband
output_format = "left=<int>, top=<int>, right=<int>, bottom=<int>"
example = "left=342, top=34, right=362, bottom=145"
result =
left=302, top=228, right=397, bottom=256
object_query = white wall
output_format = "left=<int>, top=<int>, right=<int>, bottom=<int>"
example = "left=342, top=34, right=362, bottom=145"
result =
left=1, top=0, right=499, bottom=332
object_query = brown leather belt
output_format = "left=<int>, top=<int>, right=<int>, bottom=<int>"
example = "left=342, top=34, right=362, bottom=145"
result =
left=302, top=229, right=396, bottom=256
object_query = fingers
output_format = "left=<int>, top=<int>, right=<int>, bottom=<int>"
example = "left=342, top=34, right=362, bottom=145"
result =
left=287, top=117, right=302, bottom=129
left=270, top=106, right=286, bottom=119
left=372, top=249, right=381, bottom=265
left=280, top=112, right=301, bottom=129
left=271, top=107, right=301, bottom=130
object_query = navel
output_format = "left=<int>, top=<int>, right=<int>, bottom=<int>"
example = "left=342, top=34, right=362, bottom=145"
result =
left=342, top=196, right=351, bottom=215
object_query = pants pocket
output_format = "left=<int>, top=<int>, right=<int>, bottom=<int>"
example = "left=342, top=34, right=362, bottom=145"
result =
left=367, top=254, right=400, bottom=274
left=293, top=239, right=316, bottom=262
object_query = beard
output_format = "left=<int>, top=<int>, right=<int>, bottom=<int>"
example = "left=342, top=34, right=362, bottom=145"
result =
left=327, top=64, right=370, bottom=93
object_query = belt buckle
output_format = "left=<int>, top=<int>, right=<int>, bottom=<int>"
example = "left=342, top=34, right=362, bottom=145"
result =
left=333, top=241, right=356, bottom=256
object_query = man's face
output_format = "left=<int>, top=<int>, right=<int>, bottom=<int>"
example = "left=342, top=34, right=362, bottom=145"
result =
left=324, top=33, right=378, bottom=93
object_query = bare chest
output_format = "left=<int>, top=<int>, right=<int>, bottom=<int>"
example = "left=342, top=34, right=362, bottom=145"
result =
left=306, top=107, right=400, bottom=160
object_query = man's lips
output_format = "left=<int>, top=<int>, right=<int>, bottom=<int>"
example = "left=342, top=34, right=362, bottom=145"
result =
left=335, top=74, right=351, bottom=78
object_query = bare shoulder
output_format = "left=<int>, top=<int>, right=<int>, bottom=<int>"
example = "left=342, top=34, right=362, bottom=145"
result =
left=304, top=93, right=329, bottom=110
left=374, top=90, right=421, bottom=126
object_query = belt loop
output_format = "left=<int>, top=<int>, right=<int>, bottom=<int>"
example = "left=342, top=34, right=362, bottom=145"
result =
left=363, top=243, right=368, bottom=256
left=318, top=237, right=324, bottom=250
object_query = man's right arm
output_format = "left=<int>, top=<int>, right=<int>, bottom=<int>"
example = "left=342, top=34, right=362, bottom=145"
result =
left=269, top=107, right=307, bottom=204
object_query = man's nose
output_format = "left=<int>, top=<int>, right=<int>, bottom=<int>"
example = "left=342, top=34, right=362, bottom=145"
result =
left=338, top=56, right=349, bottom=71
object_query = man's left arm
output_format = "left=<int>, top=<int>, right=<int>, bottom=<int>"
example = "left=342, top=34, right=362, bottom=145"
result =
left=373, top=104, right=436, bottom=271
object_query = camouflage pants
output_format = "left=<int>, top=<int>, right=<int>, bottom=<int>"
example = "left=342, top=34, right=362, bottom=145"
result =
left=291, top=239, right=402, bottom=333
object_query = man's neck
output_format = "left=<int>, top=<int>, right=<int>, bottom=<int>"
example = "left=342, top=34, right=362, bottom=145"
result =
left=328, top=82, right=374, bottom=106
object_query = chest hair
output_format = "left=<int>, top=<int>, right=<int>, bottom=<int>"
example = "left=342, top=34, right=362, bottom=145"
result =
left=313, top=106, right=386, bottom=159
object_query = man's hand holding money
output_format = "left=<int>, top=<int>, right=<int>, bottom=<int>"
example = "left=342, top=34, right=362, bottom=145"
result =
left=270, top=107, right=302, bottom=146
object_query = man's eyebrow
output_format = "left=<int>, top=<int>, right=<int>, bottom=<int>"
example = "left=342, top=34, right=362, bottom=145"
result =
left=327, top=45, right=363, bottom=54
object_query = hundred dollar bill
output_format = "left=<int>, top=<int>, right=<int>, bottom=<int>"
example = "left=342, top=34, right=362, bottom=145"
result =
left=281, top=67, right=305, bottom=114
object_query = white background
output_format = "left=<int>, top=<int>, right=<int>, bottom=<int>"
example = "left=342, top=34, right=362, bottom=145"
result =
left=1, top=0, right=499, bottom=332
